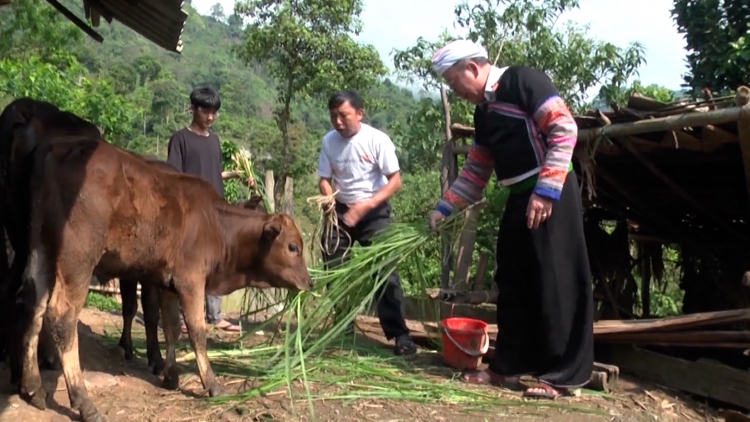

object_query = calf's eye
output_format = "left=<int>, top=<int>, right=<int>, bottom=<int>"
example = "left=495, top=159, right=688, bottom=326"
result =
left=288, top=243, right=299, bottom=253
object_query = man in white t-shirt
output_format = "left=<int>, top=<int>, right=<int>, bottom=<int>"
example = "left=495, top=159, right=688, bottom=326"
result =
left=317, top=90, right=416, bottom=356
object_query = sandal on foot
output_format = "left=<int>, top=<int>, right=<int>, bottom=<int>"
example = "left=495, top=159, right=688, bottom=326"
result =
left=214, top=320, right=241, bottom=332
left=461, top=370, right=523, bottom=390
left=522, top=382, right=565, bottom=400
left=394, top=335, right=417, bottom=356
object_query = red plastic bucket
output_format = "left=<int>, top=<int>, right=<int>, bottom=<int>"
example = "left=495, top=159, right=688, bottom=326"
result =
left=439, top=317, right=490, bottom=371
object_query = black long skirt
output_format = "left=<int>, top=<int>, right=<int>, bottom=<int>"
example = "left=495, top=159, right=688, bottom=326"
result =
left=489, top=172, right=594, bottom=389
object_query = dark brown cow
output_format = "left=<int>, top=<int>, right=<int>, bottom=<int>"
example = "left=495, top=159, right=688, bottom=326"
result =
left=0, top=98, right=102, bottom=382
left=14, top=124, right=311, bottom=422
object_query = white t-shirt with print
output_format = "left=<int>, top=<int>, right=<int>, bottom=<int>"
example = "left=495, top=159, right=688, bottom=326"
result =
left=317, top=123, right=400, bottom=205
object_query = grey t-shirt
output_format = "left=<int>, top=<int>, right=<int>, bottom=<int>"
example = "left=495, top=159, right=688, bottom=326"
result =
left=166, top=127, right=225, bottom=198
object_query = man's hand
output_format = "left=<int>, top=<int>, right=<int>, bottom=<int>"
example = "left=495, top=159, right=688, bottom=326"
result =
left=526, top=193, right=554, bottom=229
left=242, top=176, right=256, bottom=188
left=428, top=210, right=446, bottom=232
left=342, top=199, right=373, bottom=227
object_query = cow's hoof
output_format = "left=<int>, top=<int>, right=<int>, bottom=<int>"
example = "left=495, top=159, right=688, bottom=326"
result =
left=161, top=366, right=180, bottom=391
left=208, top=384, right=224, bottom=397
left=81, top=405, right=105, bottom=422
left=26, top=389, right=47, bottom=411
left=151, top=359, right=165, bottom=376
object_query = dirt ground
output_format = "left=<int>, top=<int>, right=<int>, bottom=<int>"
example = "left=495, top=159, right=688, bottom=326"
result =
left=0, top=307, right=725, bottom=422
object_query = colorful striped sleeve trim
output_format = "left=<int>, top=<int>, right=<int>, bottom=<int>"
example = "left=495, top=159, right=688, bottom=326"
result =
left=435, top=142, right=494, bottom=216
left=531, top=95, right=577, bottom=200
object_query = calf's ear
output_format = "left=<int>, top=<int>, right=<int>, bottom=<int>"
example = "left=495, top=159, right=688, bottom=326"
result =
left=262, top=218, right=283, bottom=241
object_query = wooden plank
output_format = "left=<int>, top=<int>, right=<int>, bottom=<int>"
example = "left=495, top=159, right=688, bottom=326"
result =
left=602, top=345, right=750, bottom=410
left=594, top=309, right=750, bottom=334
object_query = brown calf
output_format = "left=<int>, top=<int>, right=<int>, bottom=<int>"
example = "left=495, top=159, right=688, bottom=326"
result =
left=15, top=126, right=311, bottom=422
left=115, top=154, right=269, bottom=376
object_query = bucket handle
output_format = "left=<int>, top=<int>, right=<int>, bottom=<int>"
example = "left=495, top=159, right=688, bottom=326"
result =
left=440, top=324, right=490, bottom=358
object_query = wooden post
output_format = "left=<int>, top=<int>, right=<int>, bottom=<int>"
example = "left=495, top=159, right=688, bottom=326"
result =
left=439, top=86, right=454, bottom=291
left=452, top=203, right=483, bottom=289
left=265, top=170, right=275, bottom=213
left=637, top=242, right=651, bottom=318
left=282, top=177, right=294, bottom=216
left=734, top=86, right=750, bottom=211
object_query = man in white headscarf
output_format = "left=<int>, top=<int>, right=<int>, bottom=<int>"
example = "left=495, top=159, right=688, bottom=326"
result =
left=428, top=39, right=594, bottom=400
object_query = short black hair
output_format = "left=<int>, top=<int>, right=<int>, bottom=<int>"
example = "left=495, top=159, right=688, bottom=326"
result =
left=190, top=86, right=221, bottom=111
left=328, top=90, right=364, bottom=111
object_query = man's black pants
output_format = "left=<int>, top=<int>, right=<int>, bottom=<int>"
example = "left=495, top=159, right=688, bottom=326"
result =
left=321, top=200, right=409, bottom=340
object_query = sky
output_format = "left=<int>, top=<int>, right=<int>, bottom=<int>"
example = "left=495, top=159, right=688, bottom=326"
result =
left=192, top=0, right=690, bottom=92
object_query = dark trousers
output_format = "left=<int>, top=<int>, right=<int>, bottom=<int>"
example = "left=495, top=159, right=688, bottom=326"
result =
left=322, top=200, right=409, bottom=340
left=490, top=174, right=594, bottom=388
left=180, top=295, right=222, bottom=324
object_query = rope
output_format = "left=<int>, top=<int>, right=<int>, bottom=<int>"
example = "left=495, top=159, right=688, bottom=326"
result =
left=306, top=190, right=352, bottom=259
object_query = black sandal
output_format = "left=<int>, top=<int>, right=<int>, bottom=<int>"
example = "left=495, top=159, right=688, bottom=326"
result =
left=394, top=334, right=417, bottom=356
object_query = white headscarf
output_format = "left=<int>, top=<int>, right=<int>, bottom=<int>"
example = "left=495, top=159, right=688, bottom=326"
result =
left=431, top=39, right=489, bottom=77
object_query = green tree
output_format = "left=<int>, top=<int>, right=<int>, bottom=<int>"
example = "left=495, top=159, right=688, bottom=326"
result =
left=235, top=0, right=387, bottom=181
left=393, top=0, right=646, bottom=113
left=671, top=0, right=750, bottom=94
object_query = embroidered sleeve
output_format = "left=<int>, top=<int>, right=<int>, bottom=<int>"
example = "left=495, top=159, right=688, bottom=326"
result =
left=514, top=66, right=578, bottom=201
left=435, top=140, right=494, bottom=217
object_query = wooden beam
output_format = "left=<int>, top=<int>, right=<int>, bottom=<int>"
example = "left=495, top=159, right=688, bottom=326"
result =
left=601, top=345, right=750, bottom=410
left=46, top=0, right=104, bottom=43
left=614, top=137, right=747, bottom=242
left=0, top=0, right=11, bottom=5
left=578, top=104, right=749, bottom=143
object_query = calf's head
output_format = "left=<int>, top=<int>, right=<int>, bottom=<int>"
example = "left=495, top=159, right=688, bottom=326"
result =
left=237, top=212, right=312, bottom=292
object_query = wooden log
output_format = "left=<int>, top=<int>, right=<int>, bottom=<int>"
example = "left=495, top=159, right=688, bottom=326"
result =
left=578, top=104, right=749, bottom=143
left=602, top=345, right=750, bottom=410
left=597, top=330, right=750, bottom=343
left=594, top=309, right=750, bottom=334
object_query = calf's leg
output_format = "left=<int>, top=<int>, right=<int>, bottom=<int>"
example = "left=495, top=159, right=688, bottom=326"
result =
left=117, top=277, right=138, bottom=360
left=46, top=270, right=103, bottom=422
left=158, top=289, right=181, bottom=390
left=180, top=283, right=223, bottom=397
left=141, top=282, right=164, bottom=375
